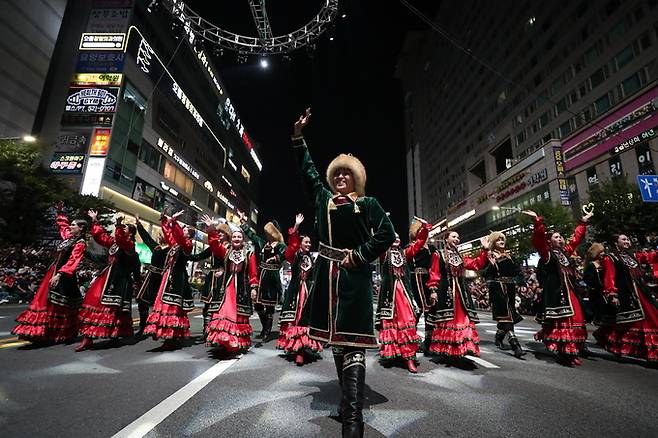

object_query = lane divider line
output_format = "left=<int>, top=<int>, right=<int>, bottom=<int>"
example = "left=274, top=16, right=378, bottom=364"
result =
left=111, top=357, right=240, bottom=438
left=465, top=355, right=500, bottom=369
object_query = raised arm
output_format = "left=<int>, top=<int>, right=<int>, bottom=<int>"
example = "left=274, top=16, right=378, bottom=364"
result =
left=404, top=222, right=431, bottom=259
left=114, top=224, right=135, bottom=253
left=58, top=241, right=87, bottom=275
left=90, top=222, right=114, bottom=249
left=169, top=220, right=193, bottom=255
left=284, top=227, right=301, bottom=263
left=564, top=221, right=588, bottom=256
left=55, top=213, right=72, bottom=240
left=241, top=224, right=266, bottom=252
left=206, top=229, right=227, bottom=259
left=532, top=216, right=550, bottom=262
left=602, top=256, right=620, bottom=307
left=136, top=221, right=158, bottom=251
left=349, top=198, right=396, bottom=266
left=464, top=249, right=489, bottom=271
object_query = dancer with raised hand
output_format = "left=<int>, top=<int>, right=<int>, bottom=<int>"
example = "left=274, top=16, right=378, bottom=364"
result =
left=202, top=214, right=259, bottom=355
left=189, top=219, right=232, bottom=339
left=134, top=212, right=170, bottom=337
left=425, top=232, right=489, bottom=361
left=144, top=210, right=195, bottom=349
left=76, top=211, right=141, bottom=351
left=13, top=202, right=87, bottom=345
left=523, top=209, right=591, bottom=366
left=375, top=224, right=429, bottom=373
left=597, top=234, right=658, bottom=364
left=277, top=213, right=323, bottom=365
left=292, top=108, right=396, bottom=437
left=482, top=230, right=526, bottom=358
left=240, top=213, right=285, bottom=341
left=406, top=218, right=434, bottom=354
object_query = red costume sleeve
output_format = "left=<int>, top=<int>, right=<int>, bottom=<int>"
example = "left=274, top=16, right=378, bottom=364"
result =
left=564, top=221, right=587, bottom=256
left=532, top=216, right=550, bottom=262
left=426, top=252, right=441, bottom=289
left=248, top=252, right=259, bottom=287
left=602, top=255, right=618, bottom=296
left=114, top=225, right=135, bottom=253
left=160, top=218, right=176, bottom=247
left=405, top=223, right=430, bottom=259
left=55, top=213, right=72, bottom=240
left=91, top=222, right=114, bottom=248
left=284, top=227, right=300, bottom=263
left=170, top=220, right=193, bottom=255
left=58, top=242, right=87, bottom=275
left=464, top=249, right=489, bottom=271
left=207, top=230, right=228, bottom=259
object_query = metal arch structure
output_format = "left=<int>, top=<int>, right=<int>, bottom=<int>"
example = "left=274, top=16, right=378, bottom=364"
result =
left=164, top=0, right=339, bottom=55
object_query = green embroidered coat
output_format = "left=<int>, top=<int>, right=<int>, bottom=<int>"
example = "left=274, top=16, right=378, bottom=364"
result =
left=292, top=136, right=396, bottom=348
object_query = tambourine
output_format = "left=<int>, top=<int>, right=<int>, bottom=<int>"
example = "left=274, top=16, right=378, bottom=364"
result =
left=582, top=203, right=595, bottom=216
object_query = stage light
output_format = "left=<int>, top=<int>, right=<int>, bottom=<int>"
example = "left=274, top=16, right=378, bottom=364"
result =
left=260, top=58, right=269, bottom=68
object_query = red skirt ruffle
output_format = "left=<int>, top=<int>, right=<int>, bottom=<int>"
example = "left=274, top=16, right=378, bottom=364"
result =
left=144, top=306, right=190, bottom=340
left=429, top=284, right=480, bottom=357
left=78, top=305, right=133, bottom=339
left=379, top=320, right=421, bottom=360
left=594, top=292, right=658, bottom=362
left=539, top=289, right=587, bottom=356
left=13, top=306, right=78, bottom=342
left=206, top=315, right=252, bottom=352
left=277, top=323, right=323, bottom=355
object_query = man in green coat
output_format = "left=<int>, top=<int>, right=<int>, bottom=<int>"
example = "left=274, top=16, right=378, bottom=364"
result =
left=292, top=108, right=395, bottom=438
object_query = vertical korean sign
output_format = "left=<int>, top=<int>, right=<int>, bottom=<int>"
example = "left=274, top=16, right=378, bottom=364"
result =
left=553, top=145, right=570, bottom=206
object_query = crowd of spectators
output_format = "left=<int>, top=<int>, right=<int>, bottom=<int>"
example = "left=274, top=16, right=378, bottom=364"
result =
left=467, top=267, right=544, bottom=316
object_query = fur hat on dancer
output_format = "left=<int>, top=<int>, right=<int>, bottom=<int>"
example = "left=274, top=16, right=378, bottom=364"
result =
left=586, top=242, right=605, bottom=260
left=487, top=230, right=506, bottom=251
left=217, top=222, right=232, bottom=239
left=409, top=219, right=423, bottom=241
left=264, top=220, right=284, bottom=243
left=326, top=153, right=367, bottom=196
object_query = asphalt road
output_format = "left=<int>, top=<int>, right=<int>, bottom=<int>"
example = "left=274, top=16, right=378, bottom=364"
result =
left=1, top=304, right=657, bottom=437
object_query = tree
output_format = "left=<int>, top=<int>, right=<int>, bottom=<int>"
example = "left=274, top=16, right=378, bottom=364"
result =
left=0, top=139, right=115, bottom=245
left=587, top=177, right=658, bottom=244
left=506, top=201, right=576, bottom=261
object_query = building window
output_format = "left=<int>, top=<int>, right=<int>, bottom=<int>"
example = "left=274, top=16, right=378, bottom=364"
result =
left=594, top=93, right=611, bottom=114
left=138, top=141, right=164, bottom=173
left=539, top=111, right=550, bottom=128
left=621, top=72, right=642, bottom=96
left=589, top=68, right=605, bottom=89
left=560, top=120, right=572, bottom=137
left=163, top=161, right=194, bottom=194
left=556, top=97, right=568, bottom=114
left=241, top=166, right=251, bottom=183
left=614, top=45, right=634, bottom=71
left=609, top=156, right=623, bottom=177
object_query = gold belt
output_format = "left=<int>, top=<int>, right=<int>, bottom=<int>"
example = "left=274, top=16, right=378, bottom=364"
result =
left=489, top=276, right=516, bottom=284
left=260, top=263, right=281, bottom=270
left=147, top=265, right=165, bottom=274
left=318, top=242, right=348, bottom=262
left=414, top=268, right=429, bottom=274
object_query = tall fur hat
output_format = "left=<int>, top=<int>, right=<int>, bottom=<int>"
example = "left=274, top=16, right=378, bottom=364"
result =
left=326, top=153, right=367, bottom=196
left=487, top=230, right=506, bottom=251
left=409, top=219, right=423, bottom=241
left=264, top=220, right=284, bottom=243
left=217, top=222, right=232, bottom=239
left=586, top=242, right=605, bottom=260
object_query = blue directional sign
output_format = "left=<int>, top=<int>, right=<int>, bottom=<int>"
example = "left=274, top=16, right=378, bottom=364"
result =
left=636, top=175, right=658, bottom=202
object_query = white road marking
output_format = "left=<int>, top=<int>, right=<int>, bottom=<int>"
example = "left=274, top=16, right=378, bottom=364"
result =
left=111, top=358, right=240, bottom=438
left=465, top=355, right=500, bottom=369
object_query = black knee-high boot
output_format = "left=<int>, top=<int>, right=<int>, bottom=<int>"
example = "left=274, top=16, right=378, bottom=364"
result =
left=341, top=350, right=366, bottom=438
left=202, top=303, right=210, bottom=339
left=508, top=332, right=526, bottom=358
left=137, top=302, right=149, bottom=336
left=332, top=347, right=344, bottom=419
left=257, top=311, right=266, bottom=338
left=494, top=329, right=507, bottom=349
left=423, top=318, right=433, bottom=356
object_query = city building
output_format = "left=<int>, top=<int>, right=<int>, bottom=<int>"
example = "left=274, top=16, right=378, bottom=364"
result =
left=0, top=0, right=68, bottom=138
left=397, top=0, right=658, bottom=246
left=33, top=0, right=262, bottom=257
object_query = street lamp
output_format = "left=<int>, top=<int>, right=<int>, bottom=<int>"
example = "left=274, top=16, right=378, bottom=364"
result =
left=492, top=205, right=521, bottom=212
left=23, top=135, right=36, bottom=143
left=260, top=58, right=269, bottom=69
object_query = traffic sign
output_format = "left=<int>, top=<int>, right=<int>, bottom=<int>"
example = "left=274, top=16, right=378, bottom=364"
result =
left=636, top=175, right=658, bottom=202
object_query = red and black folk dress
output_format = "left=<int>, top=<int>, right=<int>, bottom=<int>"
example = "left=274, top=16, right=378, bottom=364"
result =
left=406, top=224, right=433, bottom=319
left=596, top=252, right=658, bottom=362
left=78, top=223, right=141, bottom=339
left=12, top=214, right=86, bottom=342
left=532, top=216, right=588, bottom=357
left=276, top=227, right=323, bottom=355
left=426, top=247, right=488, bottom=357
left=206, top=230, right=259, bottom=352
left=144, top=218, right=195, bottom=340
left=135, top=221, right=168, bottom=308
left=375, top=243, right=425, bottom=362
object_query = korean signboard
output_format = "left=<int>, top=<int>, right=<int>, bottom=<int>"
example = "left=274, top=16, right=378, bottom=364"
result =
left=55, top=130, right=91, bottom=153
left=553, top=146, right=570, bottom=206
left=79, top=33, right=126, bottom=50
left=71, top=73, right=123, bottom=87
left=76, top=51, right=125, bottom=73
left=65, top=87, right=119, bottom=113
left=89, top=127, right=112, bottom=156
left=49, top=153, right=86, bottom=174
left=86, top=8, right=132, bottom=33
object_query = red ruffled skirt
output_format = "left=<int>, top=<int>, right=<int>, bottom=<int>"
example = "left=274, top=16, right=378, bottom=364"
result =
left=78, top=267, right=133, bottom=339
left=378, top=280, right=420, bottom=360
left=536, top=288, right=587, bottom=356
left=277, top=281, right=323, bottom=355
left=12, top=266, right=79, bottom=342
left=595, top=291, right=658, bottom=362
left=206, top=276, right=252, bottom=352
left=144, top=268, right=190, bottom=340
left=429, top=286, right=480, bottom=357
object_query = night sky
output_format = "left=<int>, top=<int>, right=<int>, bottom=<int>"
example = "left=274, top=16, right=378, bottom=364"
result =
left=186, top=1, right=438, bottom=242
